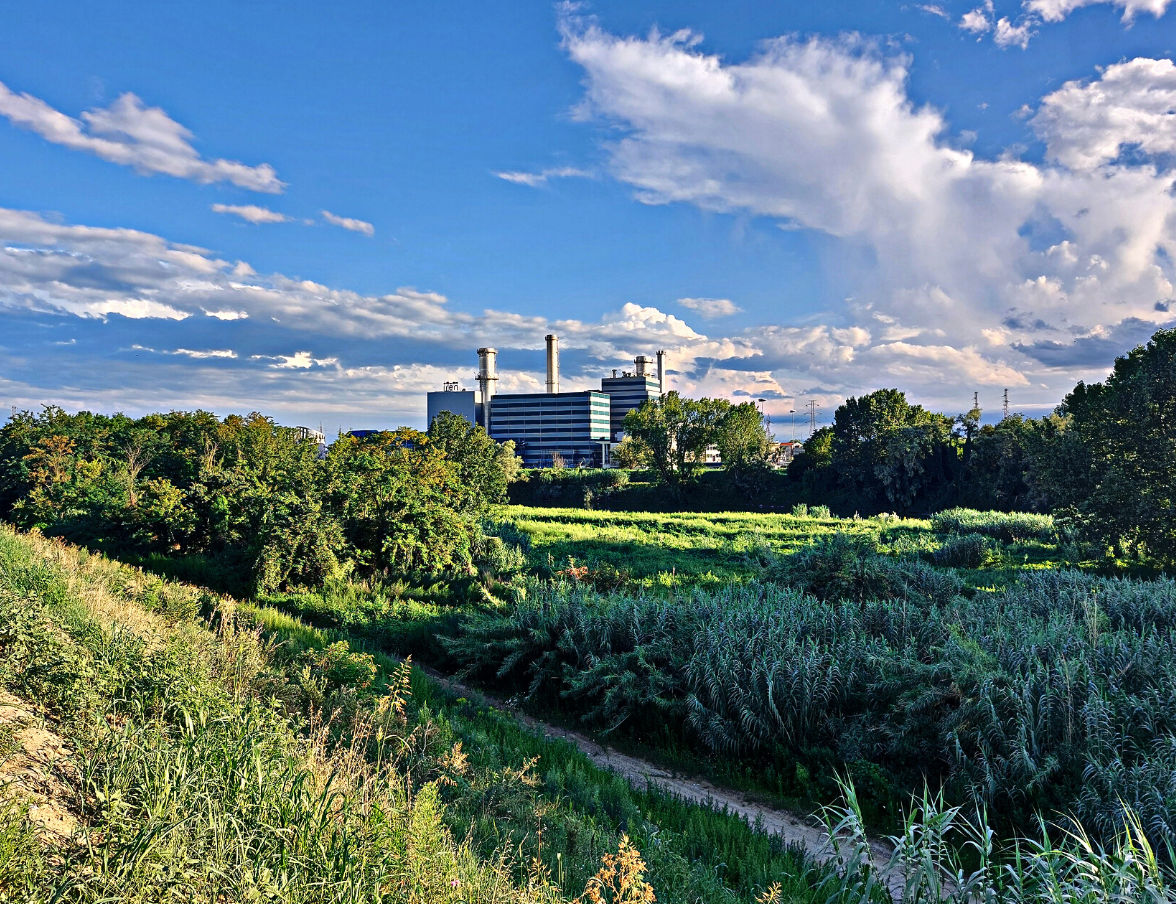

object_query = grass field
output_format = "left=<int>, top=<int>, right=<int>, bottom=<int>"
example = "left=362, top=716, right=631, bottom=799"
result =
left=494, top=505, right=1067, bottom=591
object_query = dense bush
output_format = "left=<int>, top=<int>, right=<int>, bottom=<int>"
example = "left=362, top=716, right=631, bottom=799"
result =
left=930, top=507, right=1056, bottom=543
left=0, top=408, right=520, bottom=595
left=768, top=533, right=966, bottom=602
left=930, top=532, right=1002, bottom=568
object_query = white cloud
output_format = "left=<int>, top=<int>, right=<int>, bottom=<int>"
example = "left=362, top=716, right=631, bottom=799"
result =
left=960, top=0, right=995, bottom=32
left=1031, top=58, right=1176, bottom=170
left=0, top=83, right=284, bottom=192
left=1024, top=0, right=1173, bottom=22
left=204, top=308, right=249, bottom=320
left=320, top=209, right=374, bottom=236
left=994, top=17, right=1036, bottom=47
left=251, top=350, right=339, bottom=369
left=555, top=16, right=1176, bottom=406
left=677, top=296, right=743, bottom=318
left=211, top=203, right=290, bottom=224
left=493, top=166, right=593, bottom=187
left=916, top=4, right=951, bottom=19
left=132, top=344, right=237, bottom=359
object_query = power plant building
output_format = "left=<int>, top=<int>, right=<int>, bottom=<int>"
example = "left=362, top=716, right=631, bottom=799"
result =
left=426, top=336, right=666, bottom=468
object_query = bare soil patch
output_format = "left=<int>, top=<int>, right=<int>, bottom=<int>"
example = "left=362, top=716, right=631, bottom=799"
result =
left=0, top=689, right=77, bottom=841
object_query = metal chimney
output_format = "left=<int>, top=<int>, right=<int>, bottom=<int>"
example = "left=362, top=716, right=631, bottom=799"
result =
left=634, top=355, right=653, bottom=377
left=545, top=334, right=559, bottom=394
left=476, top=347, right=498, bottom=432
left=656, top=350, right=667, bottom=395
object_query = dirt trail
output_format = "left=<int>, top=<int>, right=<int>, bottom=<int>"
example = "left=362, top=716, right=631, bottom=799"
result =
left=424, top=669, right=906, bottom=897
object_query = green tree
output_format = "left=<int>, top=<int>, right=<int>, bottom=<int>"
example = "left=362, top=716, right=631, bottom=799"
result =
left=714, top=402, right=772, bottom=497
left=609, top=436, right=647, bottom=470
left=427, top=410, right=518, bottom=513
left=622, top=392, right=728, bottom=489
left=1042, top=328, right=1176, bottom=564
left=831, top=389, right=955, bottom=511
left=956, top=415, right=1037, bottom=511
left=324, top=429, right=474, bottom=573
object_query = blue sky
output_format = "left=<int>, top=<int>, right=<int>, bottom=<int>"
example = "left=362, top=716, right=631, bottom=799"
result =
left=2, top=0, right=1175, bottom=434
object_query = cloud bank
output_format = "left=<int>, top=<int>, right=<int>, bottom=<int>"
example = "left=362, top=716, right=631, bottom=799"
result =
left=557, top=16, right=1176, bottom=401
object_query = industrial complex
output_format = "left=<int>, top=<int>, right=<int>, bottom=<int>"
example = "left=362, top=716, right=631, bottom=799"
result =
left=426, top=336, right=666, bottom=468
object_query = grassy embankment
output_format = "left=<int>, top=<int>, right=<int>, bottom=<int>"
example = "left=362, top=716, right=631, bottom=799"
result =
left=0, top=523, right=832, bottom=903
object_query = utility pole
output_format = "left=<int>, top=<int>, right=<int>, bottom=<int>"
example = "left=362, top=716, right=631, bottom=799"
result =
left=807, top=400, right=819, bottom=437
left=1003, top=389, right=1009, bottom=420
left=789, top=409, right=796, bottom=442
left=973, top=391, right=979, bottom=413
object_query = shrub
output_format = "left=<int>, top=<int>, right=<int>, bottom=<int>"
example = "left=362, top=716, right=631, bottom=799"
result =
left=767, top=533, right=965, bottom=603
left=931, top=533, right=1002, bottom=568
left=931, top=508, right=1056, bottom=543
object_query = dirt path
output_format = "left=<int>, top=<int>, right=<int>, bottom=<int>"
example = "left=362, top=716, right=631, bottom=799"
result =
left=424, top=668, right=906, bottom=897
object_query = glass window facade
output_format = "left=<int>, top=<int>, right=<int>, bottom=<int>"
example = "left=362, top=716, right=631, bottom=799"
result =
left=487, top=391, right=611, bottom=467
left=599, top=376, right=661, bottom=439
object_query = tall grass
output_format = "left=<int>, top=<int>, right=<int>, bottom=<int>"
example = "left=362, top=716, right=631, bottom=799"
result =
left=447, top=566, right=1176, bottom=847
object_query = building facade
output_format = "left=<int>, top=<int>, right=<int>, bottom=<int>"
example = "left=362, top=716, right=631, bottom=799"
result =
left=599, top=374, right=661, bottom=439
left=487, top=391, right=610, bottom=467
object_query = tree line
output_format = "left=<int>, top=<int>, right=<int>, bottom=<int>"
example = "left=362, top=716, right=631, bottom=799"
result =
left=0, top=407, right=518, bottom=593
left=621, top=328, right=1175, bottom=567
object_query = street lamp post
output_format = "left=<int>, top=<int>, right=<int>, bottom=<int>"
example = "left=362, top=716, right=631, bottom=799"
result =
left=789, top=409, right=796, bottom=443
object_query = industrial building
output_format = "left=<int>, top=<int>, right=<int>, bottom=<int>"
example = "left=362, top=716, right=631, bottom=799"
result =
left=426, top=335, right=667, bottom=468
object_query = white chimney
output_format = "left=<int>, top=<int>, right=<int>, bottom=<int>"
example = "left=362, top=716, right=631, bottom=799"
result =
left=545, top=334, right=559, bottom=394
left=656, top=350, right=667, bottom=395
left=476, top=347, right=498, bottom=432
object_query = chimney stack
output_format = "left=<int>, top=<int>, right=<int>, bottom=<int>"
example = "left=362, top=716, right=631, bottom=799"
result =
left=545, top=334, right=560, bottom=395
left=656, top=350, right=667, bottom=396
left=476, top=347, right=498, bottom=432
left=634, top=355, right=653, bottom=377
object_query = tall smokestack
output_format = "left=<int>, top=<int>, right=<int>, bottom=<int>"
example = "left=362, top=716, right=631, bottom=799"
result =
left=476, top=347, right=498, bottom=432
left=634, top=355, right=652, bottom=377
left=545, top=334, right=559, bottom=394
left=656, top=350, right=667, bottom=395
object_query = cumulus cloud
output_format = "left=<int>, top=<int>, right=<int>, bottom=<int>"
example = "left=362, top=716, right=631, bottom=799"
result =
left=960, top=0, right=995, bottom=32
left=993, top=17, right=1036, bottom=47
left=251, top=350, right=340, bottom=369
left=677, top=297, right=743, bottom=318
left=320, top=209, right=374, bottom=236
left=1031, top=58, right=1176, bottom=170
left=1024, top=0, right=1173, bottom=22
left=0, top=83, right=284, bottom=192
left=916, top=4, right=951, bottom=18
left=211, top=203, right=290, bottom=224
left=555, top=15, right=1176, bottom=408
left=493, top=166, right=593, bottom=186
